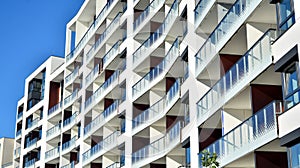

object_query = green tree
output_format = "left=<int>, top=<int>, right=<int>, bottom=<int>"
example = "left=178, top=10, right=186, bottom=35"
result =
left=201, top=150, right=219, bottom=168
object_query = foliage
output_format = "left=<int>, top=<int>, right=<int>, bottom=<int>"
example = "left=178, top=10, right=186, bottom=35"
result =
left=201, top=150, right=219, bottom=168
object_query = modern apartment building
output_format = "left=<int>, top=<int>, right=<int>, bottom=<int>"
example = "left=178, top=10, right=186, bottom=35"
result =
left=12, top=0, right=300, bottom=168
left=0, top=137, right=14, bottom=168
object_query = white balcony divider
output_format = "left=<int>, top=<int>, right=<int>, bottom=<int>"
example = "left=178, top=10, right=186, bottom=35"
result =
left=27, top=118, right=40, bottom=130
left=132, top=38, right=179, bottom=99
left=64, top=89, right=78, bottom=106
left=66, top=0, right=118, bottom=64
left=84, top=100, right=119, bottom=136
left=132, top=79, right=181, bottom=131
left=63, top=112, right=78, bottom=128
left=103, top=41, right=120, bottom=68
left=85, top=13, right=121, bottom=63
left=132, top=121, right=182, bottom=166
left=106, top=162, right=120, bottom=168
left=132, top=0, right=179, bottom=66
left=82, top=131, right=120, bottom=164
left=85, top=70, right=120, bottom=110
left=61, top=161, right=75, bottom=168
left=48, top=102, right=62, bottom=116
left=45, top=146, right=60, bottom=160
left=197, top=29, right=276, bottom=126
left=46, top=123, right=61, bottom=139
left=65, top=66, right=79, bottom=86
left=133, top=0, right=165, bottom=30
left=85, top=64, right=100, bottom=87
left=199, top=101, right=283, bottom=167
left=195, top=0, right=263, bottom=77
left=194, top=0, right=215, bottom=29
left=62, top=136, right=77, bottom=151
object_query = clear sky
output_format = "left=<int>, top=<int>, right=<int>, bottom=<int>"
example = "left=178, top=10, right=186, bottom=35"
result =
left=0, top=0, right=85, bottom=138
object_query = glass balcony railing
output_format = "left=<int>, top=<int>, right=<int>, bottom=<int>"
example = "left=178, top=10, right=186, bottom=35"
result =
left=24, top=158, right=36, bottom=168
left=195, top=0, right=263, bottom=76
left=48, top=102, right=62, bottom=116
left=197, top=29, right=276, bottom=125
left=62, top=136, right=77, bottom=151
left=82, top=131, right=120, bottom=163
left=132, top=0, right=179, bottom=66
left=84, top=100, right=119, bottom=135
left=198, top=101, right=283, bottom=167
left=65, top=66, right=79, bottom=85
left=45, top=146, right=60, bottom=160
left=86, top=13, right=121, bottom=63
left=27, top=118, right=40, bottom=130
left=26, top=138, right=38, bottom=149
left=85, top=70, right=120, bottom=109
left=17, top=112, right=23, bottom=119
left=107, top=162, right=120, bottom=168
left=194, top=0, right=215, bottom=29
left=61, top=161, right=75, bottom=168
left=46, top=123, right=61, bottom=138
left=16, top=129, right=21, bottom=137
left=103, top=41, right=120, bottom=68
left=132, top=121, right=182, bottom=165
left=63, top=112, right=78, bottom=127
left=64, top=89, right=78, bottom=106
left=132, top=79, right=180, bottom=130
left=133, top=0, right=165, bottom=31
left=132, top=38, right=179, bottom=99
left=14, top=147, right=21, bottom=158
left=66, top=0, right=117, bottom=64
left=85, top=64, right=100, bottom=87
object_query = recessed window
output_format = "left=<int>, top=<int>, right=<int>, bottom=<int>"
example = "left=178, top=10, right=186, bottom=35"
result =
left=276, top=0, right=295, bottom=34
left=283, top=62, right=300, bottom=110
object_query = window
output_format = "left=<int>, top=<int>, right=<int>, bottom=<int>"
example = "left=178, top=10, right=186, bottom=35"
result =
left=288, top=143, right=300, bottom=168
left=186, top=147, right=191, bottom=166
left=283, top=62, right=300, bottom=110
left=276, top=0, right=295, bottom=34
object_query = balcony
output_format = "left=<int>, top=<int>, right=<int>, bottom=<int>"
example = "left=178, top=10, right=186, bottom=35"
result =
left=63, top=112, right=78, bottom=128
left=132, top=0, right=179, bottom=69
left=106, top=162, right=120, bottom=168
left=85, top=12, right=122, bottom=64
left=194, top=0, right=216, bottom=29
left=65, top=66, right=79, bottom=86
left=133, top=0, right=165, bottom=31
left=45, top=146, right=60, bottom=162
left=61, top=161, right=75, bottom=168
left=132, top=79, right=181, bottom=134
left=85, top=64, right=100, bottom=87
left=17, top=112, right=23, bottom=120
left=27, top=118, right=40, bottom=130
left=82, top=131, right=120, bottom=165
left=16, top=129, right=22, bottom=137
left=102, top=41, right=121, bottom=69
left=195, top=0, right=264, bottom=77
left=14, top=147, right=21, bottom=159
left=85, top=70, right=120, bottom=110
left=26, top=138, right=38, bottom=149
left=197, top=29, right=276, bottom=126
left=132, top=39, right=179, bottom=100
left=65, top=0, right=119, bottom=65
left=198, top=101, right=283, bottom=167
left=48, top=102, right=62, bottom=117
left=62, top=136, right=77, bottom=153
left=64, top=89, right=78, bottom=107
left=24, top=158, right=36, bottom=168
left=46, top=123, right=61, bottom=140
left=84, top=100, right=119, bottom=137
left=132, top=121, right=182, bottom=167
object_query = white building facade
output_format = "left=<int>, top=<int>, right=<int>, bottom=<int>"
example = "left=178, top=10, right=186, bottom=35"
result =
left=13, top=0, right=300, bottom=168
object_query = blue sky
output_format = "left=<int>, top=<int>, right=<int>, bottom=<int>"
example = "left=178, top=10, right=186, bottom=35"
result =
left=0, top=0, right=84, bottom=138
